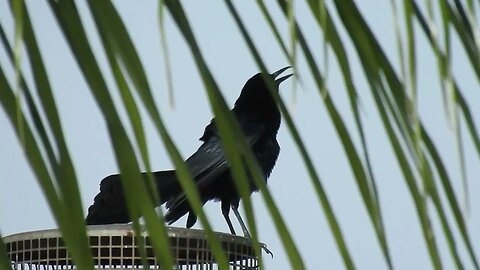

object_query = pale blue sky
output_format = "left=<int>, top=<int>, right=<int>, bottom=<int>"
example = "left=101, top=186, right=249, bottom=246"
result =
left=1, top=1, right=479, bottom=269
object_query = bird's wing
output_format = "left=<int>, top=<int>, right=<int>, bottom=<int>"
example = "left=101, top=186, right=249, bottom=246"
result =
left=188, top=120, right=265, bottom=183
left=165, top=120, right=265, bottom=210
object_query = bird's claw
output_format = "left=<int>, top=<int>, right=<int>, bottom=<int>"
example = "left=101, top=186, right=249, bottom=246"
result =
left=260, top=242, right=273, bottom=258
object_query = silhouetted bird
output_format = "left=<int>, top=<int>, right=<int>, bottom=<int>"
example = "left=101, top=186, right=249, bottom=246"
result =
left=86, top=67, right=292, bottom=241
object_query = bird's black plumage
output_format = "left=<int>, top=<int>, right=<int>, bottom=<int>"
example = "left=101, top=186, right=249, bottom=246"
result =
left=85, top=67, right=292, bottom=235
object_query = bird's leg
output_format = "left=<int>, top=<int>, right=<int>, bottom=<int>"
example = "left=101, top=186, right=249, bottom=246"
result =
left=221, top=200, right=236, bottom=235
left=231, top=205, right=250, bottom=237
left=231, top=205, right=273, bottom=258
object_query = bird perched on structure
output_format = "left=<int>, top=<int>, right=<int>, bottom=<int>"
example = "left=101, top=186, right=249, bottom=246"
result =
left=86, top=67, right=292, bottom=253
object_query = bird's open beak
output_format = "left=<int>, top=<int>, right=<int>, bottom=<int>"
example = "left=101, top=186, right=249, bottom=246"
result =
left=272, top=66, right=293, bottom=84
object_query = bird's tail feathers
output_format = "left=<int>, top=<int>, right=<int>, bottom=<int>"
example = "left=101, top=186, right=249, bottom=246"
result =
left=85, top=170, right=180, bottom=225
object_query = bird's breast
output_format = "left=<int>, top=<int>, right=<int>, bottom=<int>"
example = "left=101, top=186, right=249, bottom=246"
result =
left=253, top=137, right=280, bottom=180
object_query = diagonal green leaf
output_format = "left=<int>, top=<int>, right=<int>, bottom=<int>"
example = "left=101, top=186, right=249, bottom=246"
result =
left=12, top=0, right=24, bottom=145
left=163, top=1, right=271, bottom=267
left=255, top=0, right=291, bottom=61
left=423, top=127, right=479, bottom=269
left=158, top=1, right=175, bottom=108
left=332, top=1, right=445, bottom=268
left=223, top=1, right=305, bottom=268
left=0, top=232, right=12, bottom=270
left=0, top=65, right=95, bottom=270
left=18, top=2, right=90, bottom=253
left=376, top=80, right=443, bottom=270
left=390, top=0, right=406, bottom=81
left=423, top=149, right=464, bottom=269
left=2, top=4, right=95, bottom=269
left=91, top=2, right=249, bottom=268
left=412, top=4, right=480, bottom=267
left=457, top=91, right=480, bottom=159
left=46, top=0, right=177, bottom=268
left=447, top=2, right=480, bottom=82
left=0, top=21, right=58, bottom=177
left=299, top=1, right=392, bottom=268
left=439, top=0, right=470, bottom=222
left=86, top=3, right=171, bottom=268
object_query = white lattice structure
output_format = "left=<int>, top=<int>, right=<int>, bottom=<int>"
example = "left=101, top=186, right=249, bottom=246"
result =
left=3, top=224, right=260, bottom=269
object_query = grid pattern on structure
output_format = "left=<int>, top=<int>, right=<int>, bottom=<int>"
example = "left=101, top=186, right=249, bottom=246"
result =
left=4, top=226, right=259, bottom=270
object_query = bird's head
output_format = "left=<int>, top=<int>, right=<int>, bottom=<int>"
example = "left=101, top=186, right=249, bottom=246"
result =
left=234, top=66, right=293, bottom=113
